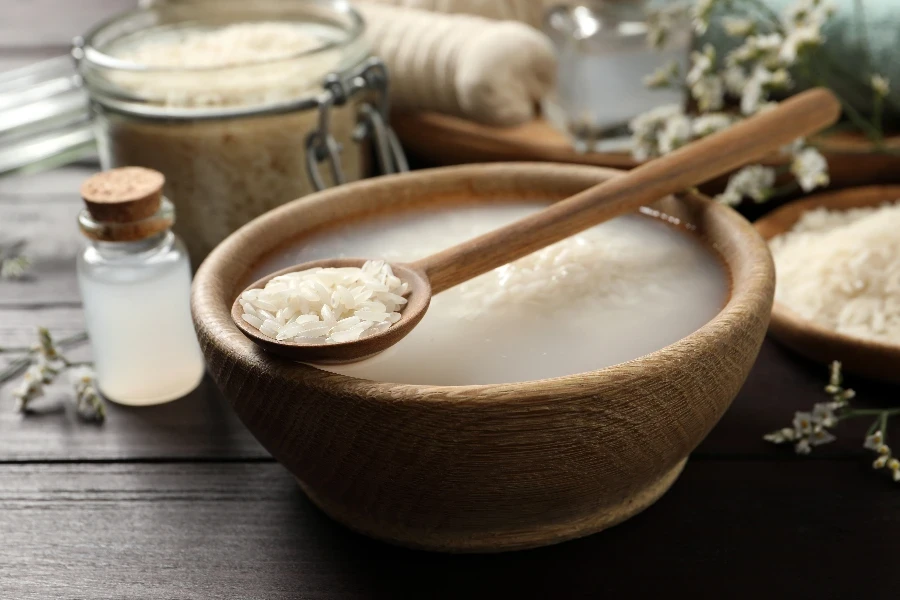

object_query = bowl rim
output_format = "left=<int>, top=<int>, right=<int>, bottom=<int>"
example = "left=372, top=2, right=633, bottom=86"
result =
left=192, top=162, right=775, bottom=400
left=754, top=184, right=900, bottom=380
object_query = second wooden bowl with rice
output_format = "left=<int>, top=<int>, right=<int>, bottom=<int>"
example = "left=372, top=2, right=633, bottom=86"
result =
left=191, top=163, right=775, bottom=552
left=756, top=186, right=900, bottom=382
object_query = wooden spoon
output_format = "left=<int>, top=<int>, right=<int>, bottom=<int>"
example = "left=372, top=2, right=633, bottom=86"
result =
left=233, top=88, right=842, bottom=363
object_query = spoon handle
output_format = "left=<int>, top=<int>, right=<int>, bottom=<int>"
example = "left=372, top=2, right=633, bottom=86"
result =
left=411, top=87, right=841, bottom=294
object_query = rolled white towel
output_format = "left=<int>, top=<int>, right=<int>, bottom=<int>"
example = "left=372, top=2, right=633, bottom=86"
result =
left=359, top=2, right=557, bottom=125
left=360, top=0, right=545, bottom=27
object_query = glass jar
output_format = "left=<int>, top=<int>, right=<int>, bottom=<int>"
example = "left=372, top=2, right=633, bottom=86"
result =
left=543, top=0, right=690, bottom=151
left=77, top=197, right=205, bottom=406
left=74, top=0, right=405, bottom=264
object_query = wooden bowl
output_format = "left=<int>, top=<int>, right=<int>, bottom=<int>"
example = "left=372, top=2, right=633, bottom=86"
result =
left=755, top=186, right=900, bottom=382
left=192, top=163, right=775, bottom=553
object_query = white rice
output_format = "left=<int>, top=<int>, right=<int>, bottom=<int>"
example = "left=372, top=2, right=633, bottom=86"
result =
left=239, top=260, right=408, bottom=344
left=769, top=201, right=900, bottom=344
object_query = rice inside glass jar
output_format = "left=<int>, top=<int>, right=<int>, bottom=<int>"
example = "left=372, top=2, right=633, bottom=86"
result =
left=76, top=0, right=380, bottom=263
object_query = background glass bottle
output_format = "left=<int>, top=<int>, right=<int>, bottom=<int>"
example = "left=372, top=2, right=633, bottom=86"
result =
left=543, top=0, right=690, bottom=151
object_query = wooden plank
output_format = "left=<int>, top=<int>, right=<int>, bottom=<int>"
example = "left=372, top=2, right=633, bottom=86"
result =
left=0, top=167, right=93, bottom=306
left=0, top=306, right=267, bottom=461
left=0, top=460, right=897, bottom=598
left=696, top=339, right=900, bottom=458
left=0, top=306, right=889, bottom=461
left=0, top=166, right=90, bottom=199
left=0, top=199, right=83, bottom=306
left=0, top=1, right=137, bottom=50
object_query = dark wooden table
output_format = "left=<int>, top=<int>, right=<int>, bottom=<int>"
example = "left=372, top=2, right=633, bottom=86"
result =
left=3, top=11, right=900, bottom=593
left=3, top=164, right=900, bottom=599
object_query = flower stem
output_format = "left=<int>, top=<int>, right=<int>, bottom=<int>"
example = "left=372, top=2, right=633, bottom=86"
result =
left=0, top=346, right=32, bottom=354
left=0, top=331, right=88, bottom=385
left=840, top=408, right=900, bottom=419
left=0, top=356, right=31, bottom=385
left=853, top=0, right=874, bottom=76
left=57, top=332, right=89, bottom=348
left=743, top=0, right=784, bottom=33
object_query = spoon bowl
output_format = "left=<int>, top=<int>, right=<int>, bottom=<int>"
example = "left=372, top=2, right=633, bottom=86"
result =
left=231, top=258, right=432, bottom=363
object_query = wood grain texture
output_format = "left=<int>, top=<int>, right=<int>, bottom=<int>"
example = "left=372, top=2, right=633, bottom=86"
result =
left=755, top=185, right=900, bottom=382
left=698, top=339, right=900, bottom=458
left=0, top=307, right=266, bottom=461
left=0, top=167, right=89, bottom=306
left=2, top=461, right=900, bottom=599
left=0, top=1, right=135, bottom=49
left=392, top=111, right=900, bottom=189
left=192, top=162, right=775, bottom=552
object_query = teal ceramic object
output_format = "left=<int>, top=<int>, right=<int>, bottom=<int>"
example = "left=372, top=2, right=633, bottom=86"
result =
left=700, top=0, right=900, bottom=125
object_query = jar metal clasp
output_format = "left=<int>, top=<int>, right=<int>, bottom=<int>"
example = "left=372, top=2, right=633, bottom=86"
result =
left=305, top=57, right=408, bottom=191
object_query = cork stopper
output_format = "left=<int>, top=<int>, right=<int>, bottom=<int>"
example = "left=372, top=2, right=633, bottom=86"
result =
left=79, top=167, right=173, bottom=242
left=80, top=167, right=164, bottom=224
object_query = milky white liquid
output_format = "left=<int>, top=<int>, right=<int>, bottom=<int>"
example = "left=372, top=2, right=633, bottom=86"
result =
left=255, top=203, right=728, bottom=385
left=77, top=248, right=205, bottom=405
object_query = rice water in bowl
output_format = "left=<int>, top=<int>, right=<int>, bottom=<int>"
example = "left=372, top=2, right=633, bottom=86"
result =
left=252, top=205, right=727, bottom=384
left=192, top=163, right=774, bottom=552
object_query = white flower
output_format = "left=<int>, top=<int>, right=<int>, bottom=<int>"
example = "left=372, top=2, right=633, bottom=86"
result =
left=69, top=366, right=96, bottom=394
left=768, top=69, right=792, bottom=89
left=645, top=2, right=690, bottom=49
left=687, top=45, right=716, bottom=86
left=691, top=113, right=733, bottom=137
left=890, top=459, right=900, bottom=482
left=786, top=0, right=836, bottom=29
left=812, top=402, right=837, bottom=427
left=872, top=75, right=890, bottom=98
left=691, top=75, right=725, bottom=112
left=723, top=65, right=747, bottom=95
left=764, top=427, right=797, bottom=444
left=658, top=113, right=692, bottom=155
left=833, top=389, right=855, bottom=404
left=629, top=104, right=685, bottom=161
left=0, top=256, right=30, bottom=280
left=12, top=364, right=47, bottom=411
left=780, top=25, right=823, bottom=64
left=795, top=438, right=812, bottom=455
left=758, top=33, right=786, bottom=51
left=827, top=360, right=843, bottom=389
left=643, top=60, right=680, bottom=89
left=69, top=366, right=104, bottom=423
left=692, top=0, right=718, bottom=34
left=874, top=455, right=889, bottom=469
left=686, top=46, right=723, bottom=111
left=864, top=431, right=884, bottom=451
left=728, top=33, right=785, bottom=69
left=810, top=425, right=836, bottom=446
left=793, top=411, right=815, bottom=436
left=716, top=165, right=776, bottom=205
left=741, top=65, right=775, bottom=115
left=791, top=147, right=830, bottom=192
left=722, top=17, right=755, bottom=37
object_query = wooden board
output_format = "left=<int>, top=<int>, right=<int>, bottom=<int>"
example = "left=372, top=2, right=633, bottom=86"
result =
left=392, top=112, right=900, bottom=189
left=1, top=125, right=900, bottom=598
left=2, top=460, right=900, bottom=599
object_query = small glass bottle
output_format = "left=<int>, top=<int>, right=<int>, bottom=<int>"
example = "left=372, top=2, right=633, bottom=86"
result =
left=76, top=167, right=205, bottom=406
left=543, top=0, right=690, bottom=150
